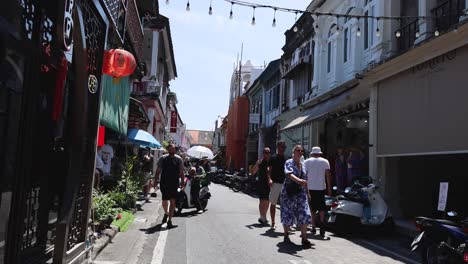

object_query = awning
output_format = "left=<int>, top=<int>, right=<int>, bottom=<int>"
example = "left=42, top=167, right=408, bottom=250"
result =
left=99, top=75, right=131, bottom=135
left=301, top=89, right=352, bottom=124
left=281, top=89, right=355, bottom=131
left=282, top=116, right=309, bottom=130
left=127, top=129, right=161, bottom=148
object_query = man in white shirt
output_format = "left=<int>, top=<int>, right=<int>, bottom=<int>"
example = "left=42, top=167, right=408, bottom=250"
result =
left=304, top=146, right=332, bottom=237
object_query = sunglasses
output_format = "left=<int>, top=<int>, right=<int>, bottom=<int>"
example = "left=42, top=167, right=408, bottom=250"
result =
left=295, top=149, right=304, bottom=153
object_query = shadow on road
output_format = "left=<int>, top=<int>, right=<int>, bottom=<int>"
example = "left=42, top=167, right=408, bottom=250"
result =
left=276, top=241, right=314, bottom=256
left=260, top=229, right=284, bottom=238
left=245, top=223, right=267, bottom=229
left=176, top=210, right=199, bottom=218
left=140, top=223, right=178, bottom=234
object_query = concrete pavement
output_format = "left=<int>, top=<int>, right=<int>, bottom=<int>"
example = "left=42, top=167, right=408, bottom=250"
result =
left=94, top=184, right=421, bottom=264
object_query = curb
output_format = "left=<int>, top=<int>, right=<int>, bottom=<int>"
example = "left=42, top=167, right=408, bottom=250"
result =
left=91, top=227, right=118, bottom=260
left=91, top=201, right=145, bottom=261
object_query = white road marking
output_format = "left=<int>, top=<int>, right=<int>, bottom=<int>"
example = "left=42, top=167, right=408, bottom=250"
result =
left=357, top=239, right=420, bottom=264
left=288, top=261, right=313, bottom=264
left=151, top=226, right=169, bottom=264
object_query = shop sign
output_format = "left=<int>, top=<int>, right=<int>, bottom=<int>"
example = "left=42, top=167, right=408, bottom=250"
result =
left=170, top=111, right=177, bottom=133
left=57, top=0, right=74, bottom=51
left=249, top=113, right=260, bottom=124
left=412, top=49, right=457, bottom=74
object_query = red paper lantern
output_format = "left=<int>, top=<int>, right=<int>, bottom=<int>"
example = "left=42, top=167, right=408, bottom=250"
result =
left=102, top=48, right=136, bottom=78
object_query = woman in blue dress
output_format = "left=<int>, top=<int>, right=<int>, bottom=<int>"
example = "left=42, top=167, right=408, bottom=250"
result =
left=280, top=145, right=313, bottom=249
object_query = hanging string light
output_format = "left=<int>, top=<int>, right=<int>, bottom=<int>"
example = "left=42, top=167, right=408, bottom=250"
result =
left=356, top=18, right=361, bottom=37
left=221, top=0, right=449, bottom=38
left=272, top=8, right=277, bottom=27
left=186, top=0, right=190, bottom=12
left=229, top=1, right=234, bottom=19
left=209, top=0, right=213, bottom=15
left=376, top=18, right=381, bottom=37
left=251, top=6, right=256, bottom=26
left=395, top=30, right=401, bottom=38
left=293, top=11, right=299, bottom=32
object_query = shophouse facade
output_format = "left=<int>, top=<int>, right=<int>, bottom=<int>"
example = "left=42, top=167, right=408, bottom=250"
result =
left=365, top=0, right=468, bottom=220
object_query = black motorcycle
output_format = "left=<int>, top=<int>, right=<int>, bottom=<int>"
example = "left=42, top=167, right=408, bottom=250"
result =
left=411, top=211, right=468, bottom=264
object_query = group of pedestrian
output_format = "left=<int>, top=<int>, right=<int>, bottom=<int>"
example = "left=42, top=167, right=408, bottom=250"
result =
left=252, top=141, right=332, bottom=249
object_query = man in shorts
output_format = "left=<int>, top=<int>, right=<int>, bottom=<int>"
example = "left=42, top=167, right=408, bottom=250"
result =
left=155, top=144, right=185, bottom=228
left=268, top=141, right=287, bottom=230
left=304, top=146, right=332, bottom=237
left=251, top=147, right=271, bottom=225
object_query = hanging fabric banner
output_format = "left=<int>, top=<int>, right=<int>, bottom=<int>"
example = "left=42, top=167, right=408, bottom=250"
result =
left=170, top=111, right=177, bottom=133
left=99, top=75, right=131, bottom=135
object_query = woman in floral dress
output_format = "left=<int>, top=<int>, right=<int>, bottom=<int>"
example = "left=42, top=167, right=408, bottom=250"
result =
left=280, top=145, right=313, bottom=249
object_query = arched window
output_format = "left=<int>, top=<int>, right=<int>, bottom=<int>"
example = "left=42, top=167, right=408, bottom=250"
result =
left=327, top=24, right=336, bottom=73
left=343, top=8, right=355, bottom=63
left=364, top=0, right=375, bottom=50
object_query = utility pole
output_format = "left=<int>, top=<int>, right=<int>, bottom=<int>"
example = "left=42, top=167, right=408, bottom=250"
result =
left=238, top=43, right=243, bottom=97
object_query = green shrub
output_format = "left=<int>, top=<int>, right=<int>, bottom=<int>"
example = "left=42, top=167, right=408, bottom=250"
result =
left=92, top=190, right=121, bottom=223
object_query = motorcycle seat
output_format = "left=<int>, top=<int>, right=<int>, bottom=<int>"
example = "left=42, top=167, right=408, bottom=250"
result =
left=416, top=217, right=460, bottom=227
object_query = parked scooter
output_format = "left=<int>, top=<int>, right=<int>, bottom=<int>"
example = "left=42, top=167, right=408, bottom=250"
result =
left=176, top=174, right=211, bottom=215
left=411, top=211, right=468, bottom=264
left=327, top=177, right=394, bottom=233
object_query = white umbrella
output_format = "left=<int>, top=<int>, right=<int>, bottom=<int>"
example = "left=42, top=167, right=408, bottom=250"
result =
left=187, top=146, right=214, bottom=159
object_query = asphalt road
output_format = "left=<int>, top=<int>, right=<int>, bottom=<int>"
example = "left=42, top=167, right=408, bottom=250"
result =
left=137, top=184, right=421, bottom=264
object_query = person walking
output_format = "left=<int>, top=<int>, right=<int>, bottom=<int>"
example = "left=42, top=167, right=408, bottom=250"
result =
left=192, top=159, right=206, bottom=213
left=335, top=147, right=347, bottom=190
left=268, top=141, right=287, bottom=230
left=304, top=146, right=332, bottom=237
left=280, top=145, right=313, bottom=249
left=251, top=147, right=272, bottom=225
left=155, top=144, right=185, bottom=228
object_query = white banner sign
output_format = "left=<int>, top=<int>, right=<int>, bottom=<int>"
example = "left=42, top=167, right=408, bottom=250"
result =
left=249, top=113, right=260, bottom=124
left=437, top=182, right=449, bottom=212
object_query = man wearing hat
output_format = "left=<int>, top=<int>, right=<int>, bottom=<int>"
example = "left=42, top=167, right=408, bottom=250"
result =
left=304, top=146, right=332, bottom=237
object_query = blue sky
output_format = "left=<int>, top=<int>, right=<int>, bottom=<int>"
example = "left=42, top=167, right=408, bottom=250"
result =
left=159, top=0, right=312, bottom=131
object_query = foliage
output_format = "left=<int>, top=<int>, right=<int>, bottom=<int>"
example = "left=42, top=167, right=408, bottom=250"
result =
left=92, top=190, right=121, bottom=223
left=111, top=211, right=135, bottom=232
left=108, top=155, right=144, bottom=209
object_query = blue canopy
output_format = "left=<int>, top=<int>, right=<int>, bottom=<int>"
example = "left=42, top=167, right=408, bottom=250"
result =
left=127, top=129, right=161, bottom=149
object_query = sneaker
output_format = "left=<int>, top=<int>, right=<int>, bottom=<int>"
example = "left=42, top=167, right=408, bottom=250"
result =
left=320, top=228, right=326, bottom=237
left=258, top=218, right=265, bottom=225
left=167, top=220, right=173, bottom=229
left=197, top=210, right=204, bottom=214
left=162, top=214, right=168, bottom=224
left=311, top=227, right=317, bottom=235
left=270, top=223, right=276, bottom=230
left=302, top=239, right=312, bottom=249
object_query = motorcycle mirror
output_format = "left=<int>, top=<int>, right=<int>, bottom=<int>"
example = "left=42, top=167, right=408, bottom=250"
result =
left=447, top=211, right=458, bottom=217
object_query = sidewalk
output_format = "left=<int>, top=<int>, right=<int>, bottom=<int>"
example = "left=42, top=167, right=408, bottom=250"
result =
left=93, top=193, right=162, bottom=264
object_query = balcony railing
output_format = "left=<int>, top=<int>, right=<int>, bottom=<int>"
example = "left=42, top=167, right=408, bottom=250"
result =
left=431, top=0, right=465, bottom=33
left=397, top=19, right=419, bottom=53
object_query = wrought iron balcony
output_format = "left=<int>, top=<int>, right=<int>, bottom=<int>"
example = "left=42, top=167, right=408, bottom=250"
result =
left=431, top=0, right=465, bottom=33
left=126, top=0, right=144, bottom=61
left=396, top=19, right=419, bottom=53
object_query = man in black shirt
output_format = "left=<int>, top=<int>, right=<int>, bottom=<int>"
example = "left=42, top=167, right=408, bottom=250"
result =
left=251, top=147, right=271, bottom=225
left=268, top=141, right=287, bottom=230
left=155, top=144, right=184, bottom=228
